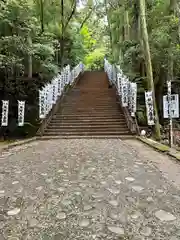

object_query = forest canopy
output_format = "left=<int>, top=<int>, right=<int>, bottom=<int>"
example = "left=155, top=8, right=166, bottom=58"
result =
left=1, top=0, right=180, bottom=140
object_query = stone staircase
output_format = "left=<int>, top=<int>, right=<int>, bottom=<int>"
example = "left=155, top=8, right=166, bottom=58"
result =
left=43, top=71, right=132, bottom=138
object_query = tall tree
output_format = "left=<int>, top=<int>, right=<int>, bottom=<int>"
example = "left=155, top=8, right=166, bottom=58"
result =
left=139, top=0, right=161, bottom=139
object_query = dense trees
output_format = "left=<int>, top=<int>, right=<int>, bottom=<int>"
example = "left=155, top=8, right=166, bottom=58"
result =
left=0, top=0, right=107, bottom=138
left=105, top=0, right=180, bottom=139
left=0, top=0, right=106, bottom=88
left=1, top=0, right=180, bottom=139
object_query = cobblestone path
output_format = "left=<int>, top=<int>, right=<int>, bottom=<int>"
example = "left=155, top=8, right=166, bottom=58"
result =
left=0, top=139, right=180, bottom=240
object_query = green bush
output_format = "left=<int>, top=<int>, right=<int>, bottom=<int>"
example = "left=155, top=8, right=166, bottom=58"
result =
left=84, top=48, right=105, bottom=70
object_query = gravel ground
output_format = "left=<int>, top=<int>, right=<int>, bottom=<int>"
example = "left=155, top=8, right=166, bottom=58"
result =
left=0, top=139, right=180, bottom=240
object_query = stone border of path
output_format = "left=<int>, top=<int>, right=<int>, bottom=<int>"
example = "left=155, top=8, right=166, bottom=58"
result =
left=138, top=136, right=180, bottom=161
left=0, top=135, right=135, bottom=153
left=0, top=137, right=37, bottom=153
left=1, top=135, right=180, bottom=162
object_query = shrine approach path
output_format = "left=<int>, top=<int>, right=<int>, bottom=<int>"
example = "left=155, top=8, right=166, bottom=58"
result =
left=0, top=139, right=180, bottom=239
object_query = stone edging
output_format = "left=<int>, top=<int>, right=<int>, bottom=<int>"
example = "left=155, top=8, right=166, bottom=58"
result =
left=137, top=136, right=180, bottom=161
left=2, top=136, right=180, bottom=162
left=0, top=137, right=37, bottom=153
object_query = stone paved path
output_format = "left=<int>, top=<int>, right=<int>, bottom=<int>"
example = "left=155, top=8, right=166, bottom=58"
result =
left=0, top=139, right=180, bottom=239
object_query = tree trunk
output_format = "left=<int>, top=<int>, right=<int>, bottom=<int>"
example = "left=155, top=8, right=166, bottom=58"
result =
left=167, top=0, right=177, bottom=146
left=139, top=0, right=161, bottom=140
left=118, top=30, right=123, bottom=64
left=124, top=9, right=130, bottom=41
left=177, top=2, right=180, bottom=40
left=28, top=35, right=32, bottom=78
left=168, top=0, right=177, bottom=82
left=170, top=0, right=177, bottom=12
left=104, top=0, right=114, bottom=61
left=155, top=68, right=166, bottom=123
left=133, top=2, right=139, bottom=41
left=40, top=0, right=44, bottom=33
left=60, top=0, right=64, bottom=69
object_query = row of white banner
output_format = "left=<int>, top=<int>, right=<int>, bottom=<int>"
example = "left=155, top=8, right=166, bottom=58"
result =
left=145, top=92, right=179, bottom=125
left=0, top=62, right=84, bottom=127
left=1, top=100, right=25, bottom=127
left=104, top=59, right=180, bottom=126
left=39, top=62, right=84, bottom=119
left=104, top=59, right=137, bottom=117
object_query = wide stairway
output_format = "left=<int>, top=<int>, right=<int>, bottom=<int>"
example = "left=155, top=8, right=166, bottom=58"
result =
left=43, top=71, right=131, bottom=138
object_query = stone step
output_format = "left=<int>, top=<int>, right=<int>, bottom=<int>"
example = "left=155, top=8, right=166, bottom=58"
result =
left=50, top=119, right=127, bottom=124
left=50, top=122, right=127, bottom=126
left=61, top=112, right=122, bottom=115
left=73, top=93, right=114, bottom=95
left=53, top=114, right=125, bottom=118
left=62, top=105, right=120, bottom=108
left=50, top=120, right=126, bottom=125
left=39, top=135, right=135, bottom=140
left=60, top=102, right=120, bottom=105
left=44, top=130, right=131, bottom=136
left=46, top=125, right=127, bottom=130
left=61, top=109, right=121, bottom=112
left=57, top=109, right=123, bottom=113
left=63, top=101, right=118, bottom=105
left=64, top=105, right=120, bottom=109
left=64, top=97, right=116, bottom=100
left=40, top=71, right=134, bottom=137
left=60, top=104, right=121, bottom=110
left=71, top=89, right=114, bottom=92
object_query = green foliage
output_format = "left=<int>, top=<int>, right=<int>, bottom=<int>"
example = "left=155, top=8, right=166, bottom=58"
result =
left=121, top=40, right=141, bottom=78
left=85, top=48, right=105, bottom=70
left=0, top=0, right=59, bottom=84
left=80, top=25, right=97, bottom=51
left=69, top=26, right=87, bottom=66
left=0, top=0, right=109, bottom=138
left=106, top=0, right=180, bottom=128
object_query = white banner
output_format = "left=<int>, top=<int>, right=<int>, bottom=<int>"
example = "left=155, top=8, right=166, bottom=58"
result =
left=18, top=101, right=25, bottom=126
left=104, top=59, right=137, bottom=116
left=121, top=78, right=128, bottom=107
left=47, top=84, right=52, bottom=113
left=130, top=83, right=137, bottom=117
left=61, top=74, right=64, bottom=92
left=1, top=100, right=9, bottom=126
left=57, top=74, right=61, bottom=96
left=52, top=78, right=58, bottom=104
left=145, top=91, right=155, bottom=125
left=38, top=63, right=84, bottom=119
left=128, top=81, right=131, bottom=107
left=44, top=87, right=48, bottom=116
left=163, top=94, right=179, bottom=118
left=39, top=89, right=46, bottom=119
left=117, top=73, right=122, bottom=95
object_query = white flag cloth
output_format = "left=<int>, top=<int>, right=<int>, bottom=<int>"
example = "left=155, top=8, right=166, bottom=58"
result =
left=145, top=91, right=155, bottom=125
left=1, top=100, right=9, bottom=126
left=38, top=62, right=84, bottom=119
left=130, top=83, right=137, bottom=117
left=57, top=74, right=62, bottom=96
left=18, top=100, right=25, bottom=126
left=121, top=78, right=128, bottom=107
left=117, top=73, right=122, bottom=95
left=39, top=89, right=46, bottom=119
